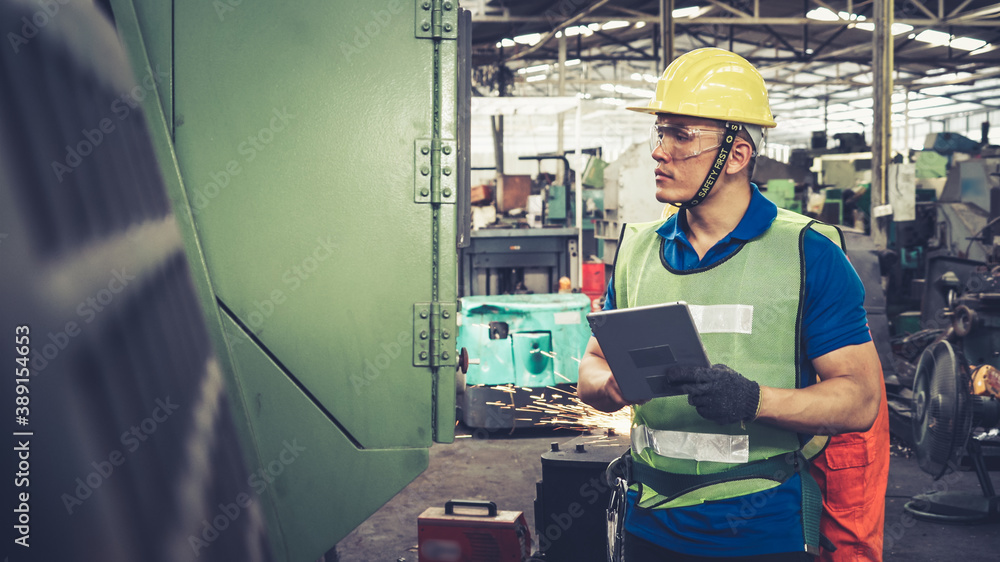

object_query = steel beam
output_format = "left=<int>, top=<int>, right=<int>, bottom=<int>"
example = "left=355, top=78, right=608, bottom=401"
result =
left=871, top=0, right=893, bottom=250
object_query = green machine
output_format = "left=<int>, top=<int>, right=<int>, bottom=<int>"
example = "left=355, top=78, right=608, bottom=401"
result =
left=109, top=1, right=471, bottom=560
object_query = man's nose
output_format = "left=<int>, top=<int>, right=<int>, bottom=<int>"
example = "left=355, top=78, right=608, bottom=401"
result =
left=652, top=142, right=671, bottom=163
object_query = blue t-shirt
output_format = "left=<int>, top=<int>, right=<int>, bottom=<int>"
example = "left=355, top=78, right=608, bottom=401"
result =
left=604, top=185, right=871, bottom=556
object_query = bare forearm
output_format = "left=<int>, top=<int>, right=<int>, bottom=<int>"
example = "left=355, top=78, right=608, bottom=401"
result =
left=757, top=378, right=879, bottom=435
left=577, top=338, right=629, bottom=412
left=757, top=342, right=883, bottom=435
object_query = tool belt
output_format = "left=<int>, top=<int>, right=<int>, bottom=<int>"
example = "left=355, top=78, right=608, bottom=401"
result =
left=606, top=450, right=832, bottom=555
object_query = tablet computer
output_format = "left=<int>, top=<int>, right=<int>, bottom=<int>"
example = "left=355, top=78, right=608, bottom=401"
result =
left=587, top=301, right=711, bottom=402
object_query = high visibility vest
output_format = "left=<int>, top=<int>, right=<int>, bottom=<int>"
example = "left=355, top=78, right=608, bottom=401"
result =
left=613, top=208, right=842, bottom=508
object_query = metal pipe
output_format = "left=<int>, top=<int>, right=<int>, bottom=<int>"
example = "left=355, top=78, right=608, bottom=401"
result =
left=557, top=33, right=567, bottom=185
left=659, top=0, right=675, bottom=68
left=871, top=0, right=893, bottom=249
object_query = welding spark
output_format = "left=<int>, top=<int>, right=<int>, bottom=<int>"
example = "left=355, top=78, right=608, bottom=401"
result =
left=518, top=385, right=632, bottom=435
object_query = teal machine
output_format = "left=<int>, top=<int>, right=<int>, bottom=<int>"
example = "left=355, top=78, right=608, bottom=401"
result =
left=458, top=294, right=591, bottom=429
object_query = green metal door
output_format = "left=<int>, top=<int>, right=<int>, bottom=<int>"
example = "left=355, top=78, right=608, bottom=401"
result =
left=111, top=1, right=462, bottom=560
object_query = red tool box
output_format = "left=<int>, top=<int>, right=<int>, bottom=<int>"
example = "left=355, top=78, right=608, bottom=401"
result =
left=418, top=500, right=533, bottom=562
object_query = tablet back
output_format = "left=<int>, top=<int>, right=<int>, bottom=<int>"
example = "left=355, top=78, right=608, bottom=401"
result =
left=587, top=302, right=711, bottom=402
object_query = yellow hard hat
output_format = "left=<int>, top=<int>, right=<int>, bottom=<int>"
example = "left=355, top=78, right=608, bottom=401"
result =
left=627, top=48, right=776, bottom=128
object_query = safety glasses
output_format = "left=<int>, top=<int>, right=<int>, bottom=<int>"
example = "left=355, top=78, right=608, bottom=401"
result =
left=649, top=123, right=727, bottom=160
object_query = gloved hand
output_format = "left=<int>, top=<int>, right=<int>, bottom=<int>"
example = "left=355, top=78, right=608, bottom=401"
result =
left=663, top=364, right=761, bottom=425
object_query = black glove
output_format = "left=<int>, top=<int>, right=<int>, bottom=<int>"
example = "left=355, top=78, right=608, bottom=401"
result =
left=663, top=364, right=760, bottom=425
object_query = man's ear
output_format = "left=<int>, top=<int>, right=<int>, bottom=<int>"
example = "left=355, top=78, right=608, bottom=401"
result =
left=725, top=138, right=754, bottom=176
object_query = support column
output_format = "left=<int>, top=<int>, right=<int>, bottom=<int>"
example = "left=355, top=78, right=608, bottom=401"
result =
left=557, top=33, right=567, bottom=185
left=871, top=0, right=893, bottom=249
left=660, top=0, right=675, bottom=69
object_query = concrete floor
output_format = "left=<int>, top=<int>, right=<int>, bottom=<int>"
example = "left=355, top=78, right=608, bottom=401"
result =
left=336, top=425, right=1000, bottom=562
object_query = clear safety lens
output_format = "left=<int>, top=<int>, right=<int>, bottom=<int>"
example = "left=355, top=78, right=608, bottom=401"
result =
left=649, top=124, right=726, bottom=160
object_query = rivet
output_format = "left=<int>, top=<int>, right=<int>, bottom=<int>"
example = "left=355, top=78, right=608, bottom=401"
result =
left=442, top=331, right=450, bottom=339
left=443, top=167, right=452, bottom=176
left=421, top=166, right=430, bottom=176
left=422, top=21, right=431, bottom=31
left=442, top=145, right=452, bottom=155
left=444, top=1, right=453, bottom=10
left=420, top=310, right=429, bottom=318
left=422, top=1, right=430, bottom=8
left=421, top=145, right=430, bottom=155
left=444, top=23, right=453, bottom=32
left=442, top=310, right=450, bottom=318
left=443, top=188, right=453, bottom=197
left=420, top=331, right=429, bottom=340
left=420, top=188, right=430, bottom=197
left=420, top=351, right=428, bottom=360
left=442, top=351, right=450, bottom=360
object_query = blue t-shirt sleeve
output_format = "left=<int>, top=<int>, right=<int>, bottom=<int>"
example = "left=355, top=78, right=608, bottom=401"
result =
left=603, top=276, right=617, bottom=310
left=801, top=229, right=872, bottom=360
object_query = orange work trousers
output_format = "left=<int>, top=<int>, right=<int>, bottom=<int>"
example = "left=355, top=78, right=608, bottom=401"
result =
left=809, top=382, right=890, bottom=561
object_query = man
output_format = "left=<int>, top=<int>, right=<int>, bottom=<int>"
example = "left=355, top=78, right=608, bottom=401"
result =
left=578, top=48, right=889, bottom=561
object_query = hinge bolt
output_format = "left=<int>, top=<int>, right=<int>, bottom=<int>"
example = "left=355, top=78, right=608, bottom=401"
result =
left=422, top=1, right=430, bottom=8
left=420, top=330, right=429, bottom=340
left=444, top=23, right=453, bottom=32
left=442, top=310, right=450, bottom=318
left=420, top=188, right=429, bottom=197
left=442, top=331, right=450, bottom=339
left=442, top=145, right=452, bottom=155
left=420, top=351, right=428, bottom=360
left=442, top=188, right=452, bottom=198
left=442, top=351, right=450, bottom=360
left=421, top=165, right=430, bottom=176
left=420, top=310, right=429, bottom=318
left=444, top=1, right=453, bottom=10
left=422, top=21, right=431, bottom=31
left=421, top=145, right=430, bottom=155
left=443, top=166, right=452, bottom=176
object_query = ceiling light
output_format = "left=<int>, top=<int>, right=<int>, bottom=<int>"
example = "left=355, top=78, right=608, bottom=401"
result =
left=951, top=37, right=987, bottom=51
left=525, top=74, right=547, bottom=82
left=630, top=72, right=642, bottom=80
left=602, top=20, right=630, bottom=31
left=971, top=44, right=995, bottom=56
left=914, top=29, right=951, bottom=46
left=513, top=33, right=542, bottom=46
left=673, top=6, right=702, bottom=18
left=564, top=59, right=581, bottom=66
left=523, top=64, right=549, bottom=73
left=600, top=83, right=615, bottom=92
left=806, top=7, right=839, bottom=21
left=635, top=21, right=646, bottom=29
left=496, top=38, right=515, bottom=48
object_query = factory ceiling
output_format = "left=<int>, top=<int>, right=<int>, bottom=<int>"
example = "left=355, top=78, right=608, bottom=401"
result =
left=467, top=0, right=1000, bottom=147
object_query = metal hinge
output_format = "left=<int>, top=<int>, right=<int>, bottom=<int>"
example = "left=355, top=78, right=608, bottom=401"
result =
left=413, top=302, right=457, bottom=367
left=414, top=138, right=457, bottom=204
left=416, top=0, right=457, bottom=39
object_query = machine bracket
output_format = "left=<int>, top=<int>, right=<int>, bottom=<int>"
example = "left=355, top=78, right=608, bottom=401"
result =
left=413, top=302, right=457, bottom=367
left=414, top=138, right=456, bottom=204
left=416, top=0, right=457, bottom=40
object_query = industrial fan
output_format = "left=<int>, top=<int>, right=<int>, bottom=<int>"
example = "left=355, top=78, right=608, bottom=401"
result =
left=906, top=340, right=1000, bottom=522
